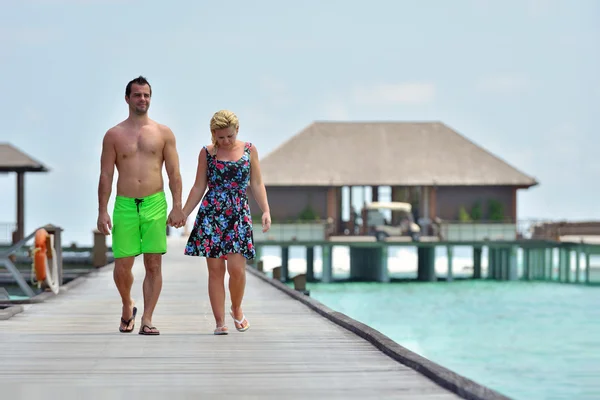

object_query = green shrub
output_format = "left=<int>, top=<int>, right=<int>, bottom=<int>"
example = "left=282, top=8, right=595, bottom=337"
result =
left=488, top=200, right=504, bottom=221
left=458, top=206, right=472, bottom=222
left=470, top=201, right=483, bottom=221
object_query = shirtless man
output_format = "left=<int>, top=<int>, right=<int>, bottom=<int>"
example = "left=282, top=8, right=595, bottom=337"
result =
left=97, top=76, right=185, bottom=335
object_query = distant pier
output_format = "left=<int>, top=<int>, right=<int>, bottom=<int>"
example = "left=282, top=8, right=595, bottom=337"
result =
left=251, top=236, right=600, bottom=285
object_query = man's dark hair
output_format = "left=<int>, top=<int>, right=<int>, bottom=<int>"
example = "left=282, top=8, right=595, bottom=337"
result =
left=125, top=76, right=152, bottom=98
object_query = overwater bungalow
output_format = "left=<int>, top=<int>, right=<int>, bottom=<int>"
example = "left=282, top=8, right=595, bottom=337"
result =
left=249, top=121, right=538, bottom=242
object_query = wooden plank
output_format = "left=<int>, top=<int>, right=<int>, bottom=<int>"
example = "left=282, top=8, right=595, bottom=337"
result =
left=0, top=238, right=464, bottom=399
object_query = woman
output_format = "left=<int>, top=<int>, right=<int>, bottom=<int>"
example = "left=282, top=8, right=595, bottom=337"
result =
left=182, top=110, right=271, bottom=335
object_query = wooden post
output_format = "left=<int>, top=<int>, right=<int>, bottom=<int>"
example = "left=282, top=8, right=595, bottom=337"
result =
left=533, top=249, right=539, bottom=280
left=575, top=247, right=581, bottom=283
left=44, top=224, right=63, bottom=285
left=272, top=266, right=282, bottom=281
left=585, top=251, right=591, bottom=284
left=498, top=248, right=508, bottom=281
left=321, top=245, right=333, bottom=283
left=473, top=246, right=482, bottom=279
left=548, top=248, right=555, bottom=281
left=509, top=246, right=518, bottom=280
left=293, top=273, right=309, bottom=295
left=487, top=248, right=494, bottom=279
left=417, top=246, right=436, bottom=282
left=379, top=245, right=389, bottom=283
left=16, top=172, right=25, bottom=243
left=564, top=248, right=571, bottom=283
left=522, top=248, right=530, bottom=281
left=540, top=248, right=548, bottom=280
left=281, top=246, right=289, bottom=282
left=306, top=246, right=315, bottom=282
left=371, top=186, right=379, bottom=202
left=293, top=273, right=306, bottom=290
left=446, top=246, right=453, bottom=282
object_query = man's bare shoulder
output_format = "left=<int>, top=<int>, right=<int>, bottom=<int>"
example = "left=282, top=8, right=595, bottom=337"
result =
left=156, top=122, right=174, bottom=136
left=103, top=123, right=126, bottom=143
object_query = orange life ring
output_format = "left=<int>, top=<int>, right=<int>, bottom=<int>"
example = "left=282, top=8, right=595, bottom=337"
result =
left=34, top=228, right=48, bottom=282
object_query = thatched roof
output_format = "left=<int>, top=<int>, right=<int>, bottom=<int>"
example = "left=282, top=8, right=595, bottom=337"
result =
left=0, top=143, right=49, bottom=172
left=259, top=121, right=537, bottom=187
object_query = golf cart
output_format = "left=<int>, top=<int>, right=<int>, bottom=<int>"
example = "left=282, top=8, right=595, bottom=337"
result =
left=365, top=201, right=421, bottom=241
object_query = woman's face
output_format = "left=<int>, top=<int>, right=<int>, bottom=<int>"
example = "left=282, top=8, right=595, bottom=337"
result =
left=213, top=126, right=238, bottom=149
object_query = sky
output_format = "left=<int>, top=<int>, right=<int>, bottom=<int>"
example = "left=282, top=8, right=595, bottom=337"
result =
left=0, top=0, right=598, bottom=246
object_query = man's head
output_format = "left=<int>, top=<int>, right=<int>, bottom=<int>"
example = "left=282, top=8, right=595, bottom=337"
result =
left=210, top=110, right=240, bottom=150
left=125, top=76, right=152, bottom=115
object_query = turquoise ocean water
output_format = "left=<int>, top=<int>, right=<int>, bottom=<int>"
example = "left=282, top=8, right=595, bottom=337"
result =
left=308, top=280, right=600, bottom=400
left=262, top=246, right=600, bottom=400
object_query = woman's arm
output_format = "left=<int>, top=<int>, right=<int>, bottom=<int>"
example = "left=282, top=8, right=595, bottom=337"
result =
left=249, top=144, right=271, bottom=232
left=182, top=147, right=209, bottom=218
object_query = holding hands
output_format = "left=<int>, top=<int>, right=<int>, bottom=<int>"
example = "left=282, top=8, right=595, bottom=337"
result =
left=168, top=207, right=187, bottom=229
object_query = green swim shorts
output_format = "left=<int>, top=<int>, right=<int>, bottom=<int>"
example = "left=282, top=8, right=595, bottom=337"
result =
left=112, top=191, right=168, bottom=259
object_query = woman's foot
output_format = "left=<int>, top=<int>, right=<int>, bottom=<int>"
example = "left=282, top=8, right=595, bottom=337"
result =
left=214, top=325, right=229, bottom=335
left=230, top=307, right=250, bottom=332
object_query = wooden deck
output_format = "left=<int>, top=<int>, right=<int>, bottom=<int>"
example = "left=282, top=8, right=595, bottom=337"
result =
left=0, top=237, right=467, bottom=399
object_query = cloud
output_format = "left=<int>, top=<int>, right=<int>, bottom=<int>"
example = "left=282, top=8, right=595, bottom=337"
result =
left=526, top=0, right=553, bottom=17
left=22, top=0, right=136, bottom=4
left=471, top=0, right=555, bottom=18
left=22, top=107, right=43, bottom=123
left=0, top=27, right=62, bottom=45
left=259, top=76, right=287, bottom=96
left=321, top=99, right=351, bottom=121
left=475, top=75, right=530, bottom=95
left=258, top=76, right=292, bottom=107
left=352, top=82, right=436, bottom=106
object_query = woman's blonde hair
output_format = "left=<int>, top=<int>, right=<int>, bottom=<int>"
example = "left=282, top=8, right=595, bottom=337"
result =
left=210, top=110, right=239, bottom=153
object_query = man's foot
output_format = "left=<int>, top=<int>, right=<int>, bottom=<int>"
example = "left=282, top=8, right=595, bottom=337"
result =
left=138, top=320, right=160, bottom=335
left=230, top=307, right=250, bottom=332
left=119, top=305, right=137, bottom=333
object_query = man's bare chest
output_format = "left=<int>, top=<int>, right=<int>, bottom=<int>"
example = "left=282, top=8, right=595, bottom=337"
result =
left=116, top=132, right=164, bottom=159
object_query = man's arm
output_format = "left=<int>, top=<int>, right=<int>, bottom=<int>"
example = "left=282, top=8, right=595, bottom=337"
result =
left=163, top=126, right=183, bottom=210
left=97, top=130, right=116, bottom=234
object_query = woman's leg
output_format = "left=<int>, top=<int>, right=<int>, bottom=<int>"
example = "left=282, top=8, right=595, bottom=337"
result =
left=206, top=257, right=227, bottom=328
left=226, top=253, right=249, bottom=330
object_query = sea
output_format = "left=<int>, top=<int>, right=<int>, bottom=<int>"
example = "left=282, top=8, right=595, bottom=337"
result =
left=260, top=245, right=600, bottom=400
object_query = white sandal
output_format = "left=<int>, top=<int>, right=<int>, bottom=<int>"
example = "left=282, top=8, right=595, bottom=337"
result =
left=230, top=310, right=250, bottom=332
left=214, top=325, right=229, bottom=335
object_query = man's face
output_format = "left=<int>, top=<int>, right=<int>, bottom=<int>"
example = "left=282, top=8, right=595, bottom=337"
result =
left=126, top=83, right=151, bottom=115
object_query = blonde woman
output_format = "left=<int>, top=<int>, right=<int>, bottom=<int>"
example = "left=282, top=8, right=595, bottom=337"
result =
left=182, top=110, right=271, bottom=335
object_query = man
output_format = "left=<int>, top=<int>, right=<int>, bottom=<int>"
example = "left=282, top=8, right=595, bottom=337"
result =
left=97, top=76, right=185, bottom=335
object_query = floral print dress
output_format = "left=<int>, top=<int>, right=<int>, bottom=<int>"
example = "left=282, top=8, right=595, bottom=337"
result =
left=184, top=142, right=255, bottom=260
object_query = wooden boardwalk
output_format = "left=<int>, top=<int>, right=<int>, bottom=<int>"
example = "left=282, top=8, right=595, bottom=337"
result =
left=0, top=237, right=473, bottom=399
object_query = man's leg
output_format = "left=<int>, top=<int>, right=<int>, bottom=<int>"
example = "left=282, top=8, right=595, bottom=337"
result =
left=139, top=253, right=162, bottom=334
left=112, top=195, right=142, bottom=333
left=138, top=192, right=167, bottom=335
left=226, top=253, right=249, bottom=331
left=114, top=257, right=136, bottom=331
